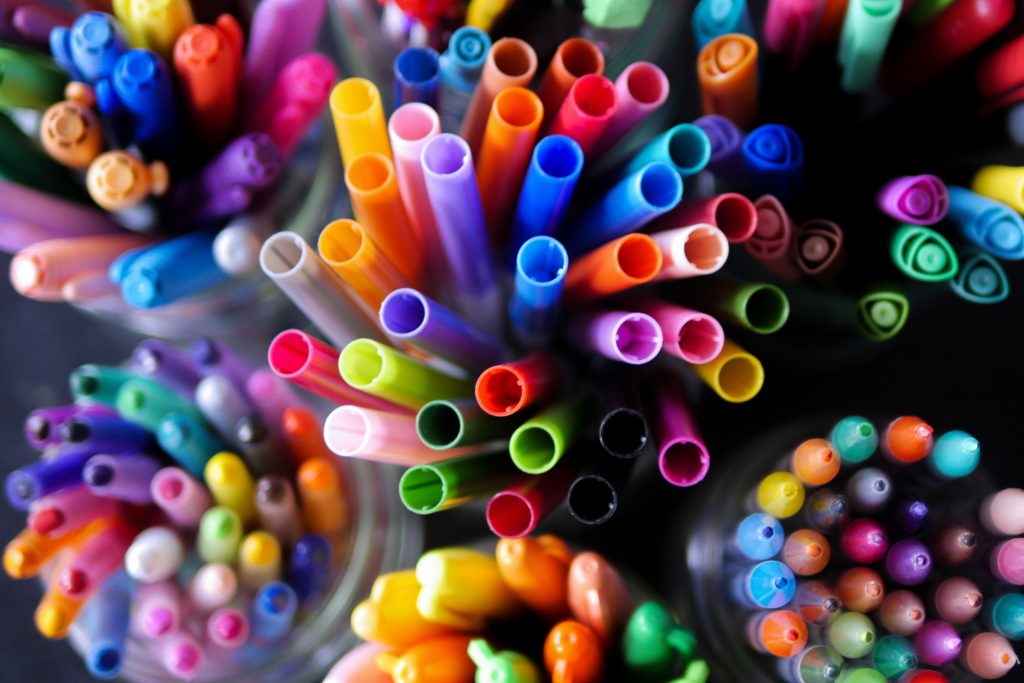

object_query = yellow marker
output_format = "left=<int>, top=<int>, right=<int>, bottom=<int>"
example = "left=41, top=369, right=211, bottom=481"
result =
left=972, top=165, right=1024, bottom=213
left=757, top=471, right=806, bottom=519
left=351, top=570, right=458, bottom=648
left=86, top=150, right=169, bottom=211
left=40, top=83, right=105, bottom=170
left=204, top=452, right=256, bottom=525
left=466, top=0, right=515, bottom=31
left=693, top=337, right=764, bottom=403
left=329, top=78, right=392, bottom=171
left=112, top=0, right=195, bottom=61
left=35, top=572, right=85, bottom=639
left=238, top=531, right=282, bottom=590
left=415, top=548, right=520, bottom=630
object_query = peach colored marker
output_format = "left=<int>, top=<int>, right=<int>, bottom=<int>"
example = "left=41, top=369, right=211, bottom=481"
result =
left=40, top=83, right=105, bottom=170
left=86, top=150, right=169, bottom=211
left=459, top=38, right=538, bottom=154
left=567, top=551, right=634, bottom=644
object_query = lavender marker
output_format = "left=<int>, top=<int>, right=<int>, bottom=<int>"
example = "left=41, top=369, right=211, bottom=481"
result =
left=190, top=338, right=252, bottom=396
left=84, top=453, right=162, bottom=504
left=572, top=310, right=664, bottom=365
left=886, top=539, right=932, bottom=586
left=132, top=339, right=205, bottom=395
left=24, top=405, right=115, bottom=450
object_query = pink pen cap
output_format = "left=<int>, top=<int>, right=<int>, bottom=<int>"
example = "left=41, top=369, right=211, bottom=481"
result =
left=207, top=606, right=250, bottom=650
left=190, top=563, right=238, bottom=613
left=652, top=377, right=710, bottom=487
left=632, top=298, right=724, bottom=364
left=58, top=521, right=135, bottom=600
left=991, top=538, right=1024, bottom=585
left=649, top=224, right=729, bottom=281
left=979, top=488, right=1024, bottom=536
left=160, top=631, right=205, bottom=680
left=932, top=577, right=983, bottom=624
left=28, top=486, right=120, bottom=537
left=794, top=219, right=844, bottom=279
left=959, top=632, right=1019, bottom=680
left=134, top=581, right=185, bottom=638
left=763, top=0, right=825, bottom=71
left=151, top=467, right=212, bottom=529
left=548, top=73, right=617, bottom=158
left=877, top=175, right=950, bottom=225
left=323, top=405, right=478, bottom=466
left=248, top=53, right=336, bottom=159
left=747, top=195, right=800, bottom=281
left=324, top=642, right=392, bottom=683
left=594, top=62, right=670, bottom=157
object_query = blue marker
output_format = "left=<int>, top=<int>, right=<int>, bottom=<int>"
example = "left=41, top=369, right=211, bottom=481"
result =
left=289, top=534, right=332, bottom=603
left=50, top=12, right=128, bottom=84
left=619, top=123, right=712, bottom=179
left=117, top=231, right=227, bottom=309
left=732, top=560, right=796, bottom=608
left=928, top=430, right=980, bottom=479
left=96, top=49, right=180, bottom=161
left=692, top=0, right=753, bottom=49
left=562, top=161, right=682, bottom=256
left=78, top=571, right=134, bottom=679
left=735, top=513, right=785, bottom=560
left=251, top=582, right=299, bottom=643
left=508, top=236, right=569, bottom=349
left=5, top=448, right=94, bottom=510
left=439, top=26, right=491, bottom=133
left=742, top=124, right=804, bottom=203
left=986, top=593, right=1024, bottom=640
left=507, top=135, right=583, bottom=265
left=830, top=416, right=878, bottom=465
left=156, top=413, right=224, bottom=478
left=394, top=46, right=441, bottom=110
left=61, top=412, right=153, bottom=453
left=947, top=187, right=1024, bottom=261
left=694, top=114, right=746, bottom=180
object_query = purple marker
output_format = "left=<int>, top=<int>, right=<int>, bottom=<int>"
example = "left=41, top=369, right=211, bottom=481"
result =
left=694, top=114, right=746, bottom=182
left=190, top=338, right=251, bottom=396
left=83, top=453, right=161, bottom=504
left=61, top=414, right=153, bottom=453
left=571, top=310, right=664, bottom=365
left=241, top=0, right=327, bottom=112
left=913, top=620, right=962, bottom=666
left=245, top=369, right=301, bottom=444
left=990, top=538, right=1024, bottom=585
left=132, top=339, right=205, bottom=395
left=886, top=539, right=932, bottom=586
left=877, top=175, right=949, bottom=225
left=150, top=467, right=212, bottom=528
left=23, top=405, right=115, bottom=450
left=5, top=449, right=93, bottom=510
left=891, top=497, right=929, bottom=535
left=1, top=179, right=122, bottom=241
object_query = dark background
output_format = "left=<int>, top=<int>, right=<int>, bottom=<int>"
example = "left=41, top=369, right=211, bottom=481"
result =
left=3, top=1, right=1024, bottom=681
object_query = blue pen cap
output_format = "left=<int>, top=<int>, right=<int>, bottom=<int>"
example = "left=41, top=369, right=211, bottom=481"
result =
left=120, top=232, right=228, bottom=309
left=441, top=26, right=491, bottom=90
left=100, top=49, right=179, bottom=159
left=289, top=533, right=332, bottom=603
left=251, top=582, right=299, bottom=643
left=394, top=46, right=441, bottom=109
left=509, top=236, right=568, bottom=347
left=734, top=560, right=796, bottom=608
left=987, top=593, right=1024, bottom=640
left=692, top=0, right=753, bottom=49
left=79, top=571, right=134, bottom=679
left=830, top=416, right=878, bottom=465
left=743, top=124, right=804, bottom=203
left=735, top=513, right=785, bottom=560
left=947, top=186, right=1024, bottom=261
left=928, top=430, right=980, bottom=479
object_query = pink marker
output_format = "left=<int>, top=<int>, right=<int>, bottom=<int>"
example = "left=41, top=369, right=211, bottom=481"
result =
left=150, top=467, right=212, bottom=529
left=746, top=195, right=800, bottom=281
left=61, top=270, right=121, bottom=303
left=160, top=631, right=205, bottom=680
left=571, top=310, right=663, bottom=365
left=763, top=0, right=826, bottom=71
left=990, top=538, right=1024, bottom=585
left=28, top=486, right=120, bottom=536
left=979, top=488, right=1024, bottom=536
left=58, top=522, right=135, bottom=600
left=324, top=642, right=392, bottom=683
left=876, top=175, right=949, bottom=225
left=487, top=460, right=579, bottom=538
left=794, top=219, right=844, bottom=280
left=654, top=193, right=758, bottom=243
left=548, top=74, right=617, bottom=158
left=242, top=0, right=327, bottom=113
left=10, top=234, right=154, bottom=301
left=248, top=53, right=336, bottom=158
left=207, top=607, right=250, bottom=650
left=841, top=517, right=889, bottom=564
left=649, top=224, right=729, bottom=280
left=323, top=405, right=479, bottom=465
left=245, top=369, right=301, bottom=444
left=633, top=299, right=724, bottom=365
left=594, top=62, right=670, bottom=157
left=134, top=581, right=185, bottom=638
left=653, top=378, right=710, bottom=487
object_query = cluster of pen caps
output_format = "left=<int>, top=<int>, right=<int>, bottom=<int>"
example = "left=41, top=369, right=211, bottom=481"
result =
left=2, top=0, right=335, bottom=309
left=325, top=534, right=708, bottom=683
left=2, top=335, right=353, bottom=680
left=722, top=414, right=1022, bottom=681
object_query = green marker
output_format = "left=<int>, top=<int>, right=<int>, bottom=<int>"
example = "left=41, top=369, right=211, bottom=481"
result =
left=838, top=668, right=887, bottom=683
left=116, top=377, right=204, bottom=431
left=400, top=452, right=518, bottom=514
left=70, top=364, right=139, bottom=407
left=871, top=635, right=917, bottom=680
left=468, top=639, right=541, bottom=683
left=854, top=288, right=909, bottom=341
left=509, top=395, right=588, bottom=474
left=951, top=250, right=1009, bottom=304
left=905, top=0, right=955, bottom=25
left=0, top=111, right=88, bottom=201
left=668, top=660, right=710, bottom=683
left=583, top=0, right=654, bottom=28
left=891, top=225, right=959, bottom=282
left=828, top=612, right=876, bottom=659
left=339, top=338, right=472, bottom=410
left=0, top=45, right=68, bottom=110
left=838, top=0, right=901, bottom=93
left=673, top=279, right=790, bottom=334
left=622, top=602, right=697, bottom=682
left=197, top=506, right=243, bottom=563
left=830, top=416, right=878, bottom=465
left=416, top=399, right=515, bottom=450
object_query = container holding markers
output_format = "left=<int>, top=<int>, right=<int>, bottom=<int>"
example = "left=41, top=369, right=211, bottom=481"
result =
left=672, top=414, right=1022, bottom=682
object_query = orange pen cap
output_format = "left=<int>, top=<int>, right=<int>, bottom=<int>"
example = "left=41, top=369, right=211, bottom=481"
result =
left=791, top=438, right=840, bottom=486
left=544, top=620, right=605, bottom=683
left=837, top=566, right=886, bottom=613
left=377, top=634, right=477, bottom=683
left=281, top=407, right=336, bottom=464
left=884, top=416, right=934, bottom=463
left=460, top=37, right=539, bottom=153
left=749, top=610, right=808, bottom=657
left=697, top=33, right=759, bottom=129
left=318, top=218, right=410, bottom=313
left=783, top=528, right=831, bottom=576
left=564, top=233, right=663, bottom=306
left=536, top=38, right=605, bottom=129
left=496, top=535, right=573, bottom=621
left=296, top=458, right=348, bottom=537
left=173, top=14, right=244, bottom=146
left=86, top=150, right=169, bottom=211
left=567, top=550, right=634, bottom=644
left=40, top=82, right=105, bottom=170
left=352, top=570, right=458, bottom=649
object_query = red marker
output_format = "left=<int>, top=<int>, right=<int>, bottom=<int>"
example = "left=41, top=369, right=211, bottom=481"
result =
left=977, top=34, right=1024, bottom=110
left=173, top=14, right=244, bottom=146
left=548, top=74, right=617, bottom=158
left=475, top=353, right=561, bottom=417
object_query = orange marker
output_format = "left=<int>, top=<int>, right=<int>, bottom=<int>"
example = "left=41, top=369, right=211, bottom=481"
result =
left=783, top=529, right=831, bottom=576
left=4, top=523, right=95, bottom=579
left=376, top=634, right=476, bottom=683
left=460, top=38, right=538, bottom=154
left=345, top=153, right=423, bottom=285
left=35, top=567, right=85, bottom=639
left=747, top=610, right=808, bottom=657
left=883, top=416, right=934, bottom=463
left=496, top=535, right=573, bottom=621
left=281, top=407, right=335, bottom=464
left=544, top=620, right=604, bottom=683
left=476, top=87, right=543, bottom=240
left=567, top=551, right=634, bottom=644
left=173, top=14, right=244, bottom=146
left=791, top=438, right=840, bottom=486
left=837, top=566, right=886, bottom=612
left=536, top=38, right=605, bottom=129
left=563, top=233, right=663, bottom=306
left=296, top=458, right=348, bottom=538
left=351, top=570, right=458, bottom=649
left=86, top=150, right=169, bottom=211
left=40, top=83, right=105, bottom=170
left=697, top=33, right=759, bottom=129
left=318, top=218, right=410, bottom=315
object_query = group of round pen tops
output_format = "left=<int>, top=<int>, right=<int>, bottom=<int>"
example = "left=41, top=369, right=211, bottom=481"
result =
left=2, top=0, right=335, bottom=309
left=724, top=414, right=1023, bottom=682
left=325, top=534, right=708, bottom=683
left=2, top=337, right=353, bottom=681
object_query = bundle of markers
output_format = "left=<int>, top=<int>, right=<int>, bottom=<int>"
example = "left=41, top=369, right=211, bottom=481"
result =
left=717, top=415, right=1022, bottom=681
left=2, top=337, right=352, bottom=680
left=1, top=0, right=334, bottom=309
left=325, top=534, right=708, bottom=683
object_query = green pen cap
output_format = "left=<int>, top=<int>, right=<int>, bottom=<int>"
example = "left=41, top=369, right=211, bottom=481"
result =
left=339, top=338, right=472, bottom=410
left=582, top=0, right=654, bottom=28
left=905, top=0, right=955, bottom=24
left=468, top=639, right=541, bottom=683
left=0, top=45, right=68, bottom=110
left=400, top=452, right=518, bottom=514
left=891, top=225, right=959, bottom=282
left=116, top=377, right=203, bottom=432
left=854, top=288, right=909, bottom=341
left=416, top=399, right=514, bottom=450
left=70, top=364, right=139, bottom=407
left=830, top=416, right=878, bottom=465
left=838, top=668, right=887, bottom=683
left=509, top=395, right=587, bottom=474
left=668, top=660, right=710, bottom=683
left=828, top=612, right=877, bottom=659
left=623, top=602, right=698, bottom=682
left=792, top=646, right=845, bottom=683
left=951, top=250, right=1009, bottom=304
left=0, top=111, right=88, bottom=201
left=197, top=506, right=243, bottom=564
left=871, top=635, right=917, bottom=680
left=837, top=0, right=901, bottom=93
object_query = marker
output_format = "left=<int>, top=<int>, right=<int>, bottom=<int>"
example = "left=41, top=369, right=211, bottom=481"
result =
left=96, top=49, right=181, bottom=160
left=567, top=454, right=635, bottom=525
left=490, top=458, right=579, bottom=536
left=567, top=550, right=633, bottom=643
left=795, top=220, right=844, bottom=279
left=49, top=11, right=128, bottom=84
left=986, top=593, right=1024, bottom=640
left=57, top=522, right=134, bottom=600
left=0, top=43, right=68, bottom=110
left=124, top=526, right=184, bottom=583
left=536, top=38, right=604, bottom=131
left=846, top=467, right=892, bottom=512
left=400, top=451, right=519, bottom=515
left=763, top=0, right=825, bottom=71
left=791, top=438, right=840, bottom=486
left=326, top=404, right=478, bottom=466
left=83, top=453, right=161, bottom=504
left=329, top=77, right=391, bottom=172
left=459, top=38, right=538, bottom=154
left=841, top=516, right=888, bottom=563
left=241, top=0, right=326, bottom=113
left=572, top=310, right=663, bottom=365
left=783, top=645, right=845, bottom=683
left=877, top=176, right=950, bottom=228
left=23, top=405, right=112, bottom=451
left=976, top=33, right=1024, bottom=108
left=898, top=671, right=949, bottom=683
left=544, top=622, right=604, bottom=683
left=697, top=33, right=759, bottom=128
left=28, top=486, right=119, bottom=537
left=633, top=299, right=724, bottom=365
left=173, top=14, right=243, bottom=146
left=795, top=580, right=842, bottom=626
left=622, top=601, right=697, bottom=682
left=77, top=571, right=132, bottom=679
left=207, top=606, right=249, bottom=650
left=509, top=395, right=588, bottom=474
left=784, top=529, right=830, bottom=576
left=111, top=0, right=194, bottom=60
left=654, top=193, right=757, bottom=244
left=980, top=489, right=1024, bottom=536
left=747, top=610, right=808, bottom=657
left=855, top=288, right=910, bottom=341
left=828, top=611, right=876, bottom=659
left=35, top=572, right=85, bottom=639
left=884, top=416, right=934, bottom=463
left=133, top=339, right=204, bottom=395
left=694, top=114, right=746, bottom=183
left=926, top=429, right=980, bottom=479
left=839, top=669, right=886, bottom=683
left=286, top=533, right=331, bottom=604
left=872, top=635, right=918, bottom=681
left=972, top=165, right=1024, bottom=214
left=150, top=467, right=211, bottom=528
left=735, top=513, right=785, bottom=561
left=805, top=487, right=850, bottom=532
left=339, top=338, right=471, bottom=411
left=886, top=539, right=932, bottom=586
left=890, top=225, right=959, bottom=282
left=86, top=150, right=169, bottom=212
left=648, top=224, right=730, bottom=282
left=733, top=560, right=797, bottom=609
left=931, top=524, right=979, bottom=567
left=880, top=590, right=927, bottom=636
left=320, top=218, right=409, bottom=314
left=837, top=566, right=886, bottom=613
left=201, top=452, right=256, bottom=526
left=439, top=26, right=491, bottom=133
left=562, top=233, right=663, bottom=307
left=40, top=84, right=105, bottom=170
left=620, top=123, right=711, bottom=180
left=351, top=570, right=457, bottom=649
left=593, top=62, right=669, bottom=156
left=476, top=353, right=562, bottom=417
left=5, top=449, right=93, bottom=510
left=757, top=471, right=806, bottom=519
left=692, top=0, right=753, bottom=48
left=393, top=46, right=440, bottom=109
left=743, top=124, right=804, bottom=203
left=991, top=539, right=1024, bottom=585
left=324, top=642, right=391, bottom=683
left=281, top=407, right=335, bottom=466
left=295, top=458, right=347, bottom=538
left=952, top=249, right=1011, bottom=304
left=197, top=506, right=242, bottom=564
left=159, top=631, right=204, bottom=680
left=837, top=0, right=899, bottom=93
left=959, top=632, right=1019, bottom=680
left=189, top=563, right=237, bottom=613
left=249, top=581, right=298, bottom=644
left=468, top=639, right=542, bottom=683
left=508, top=236, right=569, bottom=348
left=914, top=620, right=962, bottom=666
left=830, top=416, right=876, bottom=465
left=891, top=497, right=929, bottom=535
left=416, top=548, right=520, bottom=629
left=653, top=379, right=709, bottom=487
left=932, top=577, right=983, bottom=624
left=134, top=580, right=184, bottom=638
left=747, top=195, right=799, bottom=281
left=376, top=634, right=477, bottom=683
left=248, top=52, right=336, bottom=159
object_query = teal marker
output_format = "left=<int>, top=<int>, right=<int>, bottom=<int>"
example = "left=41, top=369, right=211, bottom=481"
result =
left=784, top=645, right=845, bottom=683
left=70, top=365, right=139, bottom=407
left=583, top=0, right=654, bottom=28
left=986, top=593, right=1024, bottom=640
left=837, top=0, right=902, bottom=93
left=622, top=602, right=697, bottom=681
left=890, top=225, right=959, bottom=282
left=929, top=430, right=980, bottom=479
left=468, top=639, right=541, bottom=683
left=116, top=377, right=204, bottom=432
left=871, top=635, right=917, bottom=680
left=831, top=416, right=878, bottom=466
left=951, top=251, right=1010, bottom=304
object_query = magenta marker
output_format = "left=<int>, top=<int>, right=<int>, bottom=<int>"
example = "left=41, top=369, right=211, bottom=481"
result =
left=594, top=62, right=669, bottom=156
left=990, top=538, right=1024, bottom=585
left=571, top=310, right=663, bottom=365
left=841, top=517, right=889, bottom=564
left=886, top=539, right=932, bottom=586
left=160, top=631, right=205, bottom=679
left=876, top=175, right=950, bottom=225
left=632, top=299, right=724, bottom=364
left=134, top=581, right=185, bottom=639
left=28, top=485, right=120, bottom=536
left=762, top=0, right=824, bottom=71
left=207, top=607, right=250, bottom=650
left=58, top=523, right=135, bottom=601
left=913, top=620, right=962, bottom=667
left=245, top=369, right=301, bottom=444
left=653, top=378, right=710, bottom=487
left=84, top=453, right=161, bottom=504
left=247, top=53, right=336, bottom=158
left=150, top=467, right=212, bottom=528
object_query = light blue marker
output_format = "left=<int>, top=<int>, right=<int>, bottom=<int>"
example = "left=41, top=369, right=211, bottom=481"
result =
left=732, top=560, right=796, bottom=608
left=117, top=231, right=228, bottom=309
left=619, top=124, right=712, bottom=179
left=439, top=26, right=491, bottom=133
left=947, top=187, right=1024, bottom=261
left=831, top=416, right=878, bottom=465
left=986, top=593, right=1024, bottom=640
left=78, top=571, right=134, bottom=679
left=735, top=512, right=785, bottom=560
left=951, top=250, right=1010, bottom=304
left=50, top=12, right=128, bottom=84
left=929, top=430, right=980, bottom=479
left=692, top=0, right=753, bottom=49
left=509, top=236, right=569, bottom=349
left=156, top=413, right=225, bottom=478
left=251, top=582, right=298, bottom=643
